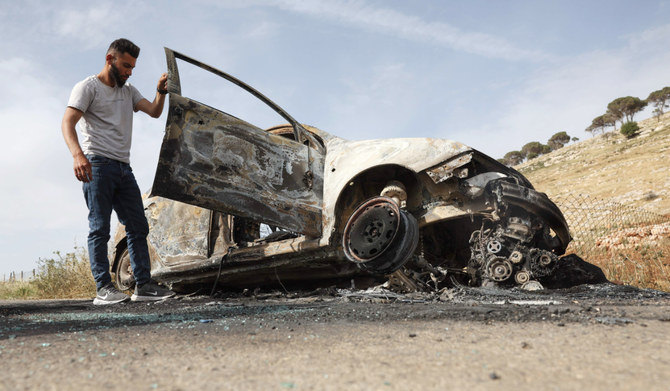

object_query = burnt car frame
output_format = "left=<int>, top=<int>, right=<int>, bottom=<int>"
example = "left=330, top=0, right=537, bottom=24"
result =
left=111, top=48, right=571, bottom=292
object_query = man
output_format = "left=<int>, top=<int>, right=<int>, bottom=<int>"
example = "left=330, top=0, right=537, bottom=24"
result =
left=61, top=38, right=175, bottom=305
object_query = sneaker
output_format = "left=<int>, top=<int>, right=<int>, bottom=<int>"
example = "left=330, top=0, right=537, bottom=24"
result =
left=93, top=283, right=130, bottom=305
left=131, top=281, right=176, bottom=302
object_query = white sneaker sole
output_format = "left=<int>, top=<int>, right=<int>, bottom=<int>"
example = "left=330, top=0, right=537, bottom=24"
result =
left=93, top=296, right=130, bottom=305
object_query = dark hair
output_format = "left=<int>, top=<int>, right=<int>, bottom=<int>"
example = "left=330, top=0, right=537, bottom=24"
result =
left=108, top=38, right=140, bottom=58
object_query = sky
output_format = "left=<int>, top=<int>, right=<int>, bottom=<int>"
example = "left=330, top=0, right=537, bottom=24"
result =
left=2, top=0, right=670, bottom=277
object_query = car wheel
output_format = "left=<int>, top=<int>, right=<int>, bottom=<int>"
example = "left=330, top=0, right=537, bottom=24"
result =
left=113, top=247, right=136, bottom=291
left=343, top=196, right=419, bottom=275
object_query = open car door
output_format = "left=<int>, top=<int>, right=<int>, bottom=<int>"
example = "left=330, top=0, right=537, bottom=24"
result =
left=151, top=49, right=325, bottom=237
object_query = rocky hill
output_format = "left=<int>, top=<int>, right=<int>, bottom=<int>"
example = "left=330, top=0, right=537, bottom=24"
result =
left=515, top=111, right=670, bottom=216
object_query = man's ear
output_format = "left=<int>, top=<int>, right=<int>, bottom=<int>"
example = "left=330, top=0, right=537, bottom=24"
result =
left=105, top=53, right=115, bottom=64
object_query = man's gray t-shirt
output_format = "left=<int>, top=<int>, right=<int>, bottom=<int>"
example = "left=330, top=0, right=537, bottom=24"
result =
left=67, top=75, right=144, bottom=163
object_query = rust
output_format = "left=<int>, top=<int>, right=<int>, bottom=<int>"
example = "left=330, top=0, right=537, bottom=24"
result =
left=111, top=48, right=574, bottom=293
left=426, top=152, right=473, bottom=183
left=152, top=56, right=324, bottom=237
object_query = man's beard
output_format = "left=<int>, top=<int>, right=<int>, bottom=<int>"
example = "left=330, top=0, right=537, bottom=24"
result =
left=110, top=62, right=126, bottom=87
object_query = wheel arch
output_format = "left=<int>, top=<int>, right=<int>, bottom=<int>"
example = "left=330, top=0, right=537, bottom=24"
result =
left=330, top=164, right=421, bottom=247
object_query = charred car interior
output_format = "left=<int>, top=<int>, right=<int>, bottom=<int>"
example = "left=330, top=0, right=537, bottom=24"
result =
left=111, top=48, right=573, bottom=293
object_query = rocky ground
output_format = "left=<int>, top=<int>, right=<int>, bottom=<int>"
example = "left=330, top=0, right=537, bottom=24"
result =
left=516, top=111, right=670, bottom=216
left=2, top=283, right=670, bottom=390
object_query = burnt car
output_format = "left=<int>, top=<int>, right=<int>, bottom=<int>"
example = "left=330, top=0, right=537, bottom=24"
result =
left=111, top=48, right=571, bottom=292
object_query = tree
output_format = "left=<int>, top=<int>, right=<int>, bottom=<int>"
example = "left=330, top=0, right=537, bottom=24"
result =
left=502, top=150, right=524, bottom=166
left=646, top=87, right=670, bottom=119
left=603, top=112, right=617, bottom=132
left=521, top=141, right=549, bottom=160
left=585, top=124, right=597, bottom=136
left=586, top=114, right=616, bottom=135
left=606, top=99, right=625, bottom=127
left=606, top=96, right=647, bottom=126
left=547, top=131, right=571, bottom=150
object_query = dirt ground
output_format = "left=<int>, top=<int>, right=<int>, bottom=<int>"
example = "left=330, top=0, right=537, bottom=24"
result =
left=1, top=283, right=670, bottom=391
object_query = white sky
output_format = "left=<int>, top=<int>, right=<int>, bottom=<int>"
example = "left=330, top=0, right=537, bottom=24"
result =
left=2, top=0, right=669, bottom=277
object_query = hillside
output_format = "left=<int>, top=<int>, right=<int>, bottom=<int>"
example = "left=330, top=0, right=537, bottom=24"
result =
left=515, top=112, right=670, bottom=216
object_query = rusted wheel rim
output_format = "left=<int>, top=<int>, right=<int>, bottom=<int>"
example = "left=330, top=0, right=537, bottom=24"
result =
left=343, top=197, right=419, bottom=275
left=114, top=248, right=136, bottom=291
left=343, top=197, right=400, bottom=262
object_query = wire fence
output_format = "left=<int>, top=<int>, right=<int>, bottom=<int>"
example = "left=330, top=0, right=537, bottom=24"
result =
left=552, top=193, right=670, bottom=290
left=553, top=193, right=670, bottom=258
left=2, top=270, right=36, bottom=282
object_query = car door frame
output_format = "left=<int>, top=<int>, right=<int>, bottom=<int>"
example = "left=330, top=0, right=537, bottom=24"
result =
left=151, top=48, right=325, bottom=237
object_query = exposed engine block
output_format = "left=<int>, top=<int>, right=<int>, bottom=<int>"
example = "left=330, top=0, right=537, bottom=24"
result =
left=468, top=212, right=558, bottom=287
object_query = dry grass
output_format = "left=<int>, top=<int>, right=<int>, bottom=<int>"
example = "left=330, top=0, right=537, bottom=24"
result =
left=0, top=246, right=95, bottom=300
left=32, top=246, right=96, bottom=299
left=0, top=280, right=38, bottom=299
left=576, top=239, right=670, bottom=292
left=519, top=113, right=670, bottom=292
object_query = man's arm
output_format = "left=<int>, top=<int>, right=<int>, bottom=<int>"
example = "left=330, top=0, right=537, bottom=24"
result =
left=135, top=72, right=168, bottom=118
left=61, top=107, right=92, bottom=182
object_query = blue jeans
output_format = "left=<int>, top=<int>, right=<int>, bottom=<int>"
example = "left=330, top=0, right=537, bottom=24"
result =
left=83, top=154, right=151, bottom=289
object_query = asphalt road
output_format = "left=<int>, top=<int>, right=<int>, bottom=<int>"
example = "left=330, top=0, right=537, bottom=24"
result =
left=1, top=284, right=669, bottom=390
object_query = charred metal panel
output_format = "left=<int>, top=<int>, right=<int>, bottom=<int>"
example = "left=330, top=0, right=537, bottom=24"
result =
left=417, top=204, right=471, bottom=226
left=493, top=181, right=571, bottom=253
left=426, top=153, right=473, bottom=184
left=144, top=197, right=211, bottom=265
left=152, top=94, right=323, bottom=237
left=163, top=48, right=325, bottom=154
left=320, top=138, right=472, bottom=245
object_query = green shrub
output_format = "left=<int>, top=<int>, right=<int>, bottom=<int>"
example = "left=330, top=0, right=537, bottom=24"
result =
left=620, top=121, right=640, bottom=138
